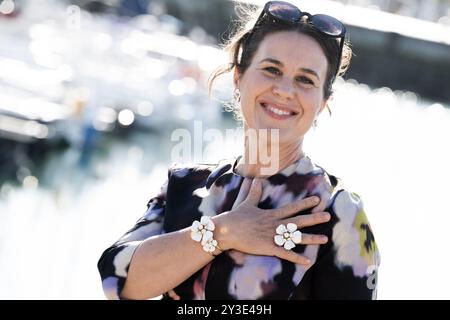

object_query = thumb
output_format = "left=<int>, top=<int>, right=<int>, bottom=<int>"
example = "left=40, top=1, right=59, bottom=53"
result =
left=244, top=178, right=263, bottom=206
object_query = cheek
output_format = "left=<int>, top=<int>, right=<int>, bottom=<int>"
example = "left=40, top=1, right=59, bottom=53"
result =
left=298, top=89, right=323, bottom=115
left=240, top=73, right=271, bottom=109
left=241, top=72, right=272, bottom=96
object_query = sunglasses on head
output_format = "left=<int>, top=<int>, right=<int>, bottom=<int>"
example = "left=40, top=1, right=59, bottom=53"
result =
left=251, top=1, right=347, bottom=80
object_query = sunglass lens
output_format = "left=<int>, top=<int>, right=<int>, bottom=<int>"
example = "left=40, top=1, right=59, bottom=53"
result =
left=310, top=14, right=345, bottom=36
left=267, top=1, right=301, bottom=24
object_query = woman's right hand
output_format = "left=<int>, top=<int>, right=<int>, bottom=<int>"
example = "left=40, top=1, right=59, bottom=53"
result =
left=213, top=178, right=331, bottom=265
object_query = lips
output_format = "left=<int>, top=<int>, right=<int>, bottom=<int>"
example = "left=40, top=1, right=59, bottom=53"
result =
left=260, top=102, right=299, bottom=119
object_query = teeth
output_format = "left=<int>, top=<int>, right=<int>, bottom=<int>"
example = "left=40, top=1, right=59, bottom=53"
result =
left=265, top=104, right=293, bottom=116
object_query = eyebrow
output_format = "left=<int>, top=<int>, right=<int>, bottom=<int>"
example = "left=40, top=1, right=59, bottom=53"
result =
left=259, top=58, right=320, bottom=80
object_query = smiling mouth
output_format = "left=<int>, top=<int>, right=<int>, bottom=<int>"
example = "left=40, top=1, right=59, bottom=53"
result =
left=260, top=102, right=299, bottom=119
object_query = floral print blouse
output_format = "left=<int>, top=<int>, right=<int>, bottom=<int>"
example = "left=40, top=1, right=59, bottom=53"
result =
left=98, top=155, right=380, bottom=300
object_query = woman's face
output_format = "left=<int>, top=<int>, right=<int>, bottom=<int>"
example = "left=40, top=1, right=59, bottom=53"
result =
left=236, top=31, right=329, bottom=145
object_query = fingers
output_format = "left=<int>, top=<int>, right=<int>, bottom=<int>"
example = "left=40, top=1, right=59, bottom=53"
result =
left=243, top=178, right=263, bottom=206
left=167, top=290, right=181, bottom=300
left=231, top=178, right=253, bottom=210
left=285, top=211, right=331, bottom=228
left=274, top=247, right=312, bottom=265
left=297, top=233, right=328, bottom=245
left=273, top=232, right=328, bottom=265
left=311, top=198, right=326, bottom=213
left=272, top=196, right=320, bottom=218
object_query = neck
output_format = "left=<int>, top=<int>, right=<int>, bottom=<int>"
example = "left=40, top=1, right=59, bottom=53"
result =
left=235, top=127, right=305, bottom=178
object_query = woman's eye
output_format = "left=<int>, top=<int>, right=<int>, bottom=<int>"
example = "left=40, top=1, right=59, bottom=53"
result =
left=263, top=67, right=281, bottom=75
left=296, top=76, right=314, bottom=85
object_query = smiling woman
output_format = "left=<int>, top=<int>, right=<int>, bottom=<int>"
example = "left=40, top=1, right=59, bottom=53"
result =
left=97, top=1, right=380, bottom=300
left=237, top=31, right=328, bottom=145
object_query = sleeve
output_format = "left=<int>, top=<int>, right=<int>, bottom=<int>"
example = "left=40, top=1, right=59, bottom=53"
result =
left=97, top=173, right=170, bottom=300
left=309, top=190, right=381, bottom=299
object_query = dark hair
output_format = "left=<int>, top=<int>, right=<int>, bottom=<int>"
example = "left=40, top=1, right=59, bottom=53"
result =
left=208, top=3, right=352, bottom=117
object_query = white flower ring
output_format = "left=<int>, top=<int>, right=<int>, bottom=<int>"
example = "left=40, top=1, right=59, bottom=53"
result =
left=274, top=223, right=302, bottom=250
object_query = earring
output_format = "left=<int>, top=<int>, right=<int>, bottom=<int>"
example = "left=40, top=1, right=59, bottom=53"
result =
left=313, top=119, right=318, bottom=129
left=233, top=88, right=241, bottom=102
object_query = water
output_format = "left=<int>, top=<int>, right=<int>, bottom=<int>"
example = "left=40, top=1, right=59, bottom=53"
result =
left=1, top=78, right=449, bottom=299
left=0, top=132, right=174, bottom=299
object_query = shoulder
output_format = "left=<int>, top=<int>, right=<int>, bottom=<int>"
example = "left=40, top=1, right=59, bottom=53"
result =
left=330, top=189, right=375, bottom=254
left=332, top=189, right=365, bottom=220
left=311, top=160, right=373, bottom=244
left=166, top=157, right=236, bottom=189
left=328, top=188, right=380, bottom=276
left=305, top=160, right=380, bottom=272
left=169, top=161, right=217, bottom=177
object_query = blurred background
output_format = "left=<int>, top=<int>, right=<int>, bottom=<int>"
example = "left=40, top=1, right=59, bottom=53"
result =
left=0, top=0, right=449, bottom=299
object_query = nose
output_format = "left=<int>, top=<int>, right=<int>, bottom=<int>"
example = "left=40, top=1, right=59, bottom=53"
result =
left=272, top=79, right=295, bottom=100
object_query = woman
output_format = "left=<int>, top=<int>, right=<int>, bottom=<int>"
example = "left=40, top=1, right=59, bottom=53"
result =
left=98, top=1, right=380, bottom=300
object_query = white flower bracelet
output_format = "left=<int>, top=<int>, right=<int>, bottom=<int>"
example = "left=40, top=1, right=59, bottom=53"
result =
left=190, top=216, right=222, bottom=256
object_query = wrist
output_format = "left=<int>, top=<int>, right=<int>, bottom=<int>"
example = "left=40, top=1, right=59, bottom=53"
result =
left=211, top=212, right=233, bottom=251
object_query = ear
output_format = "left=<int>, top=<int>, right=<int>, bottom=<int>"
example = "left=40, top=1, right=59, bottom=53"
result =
left=318, top=99, right=328, bottom=116
left=233, top=67, right=240, bottom=88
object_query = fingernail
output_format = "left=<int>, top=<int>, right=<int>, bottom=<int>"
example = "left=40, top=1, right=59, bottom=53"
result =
left=305, top=259, right=311, bottom=264
left=321, top=236, right=328, bottom=242
left=313, top=196, right=320, bottom=203
left=321, top=212, right=331, bottom=220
